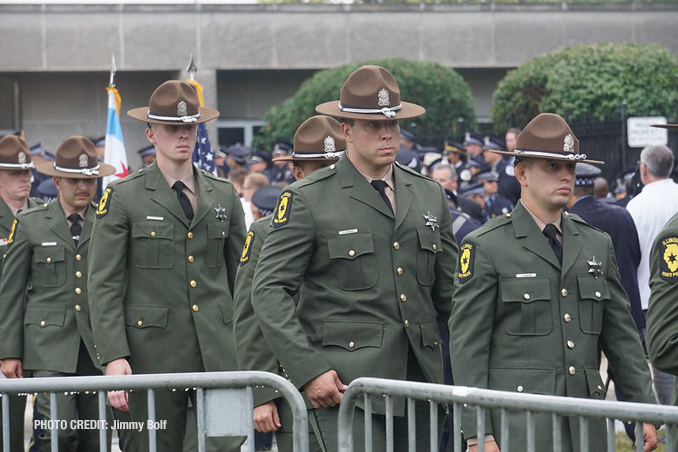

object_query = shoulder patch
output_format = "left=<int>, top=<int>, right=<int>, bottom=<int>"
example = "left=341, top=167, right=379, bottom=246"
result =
left=272, top=191, right=292, bottom=229
left=458, top=242, right=475, bottom=283
left=660, top=236, right=678, bottom=284
left=240, top=231, right=255, bottom=266
left=7, top=219, right=18, bottom=246
left=96, top=187, right=113, bottom=219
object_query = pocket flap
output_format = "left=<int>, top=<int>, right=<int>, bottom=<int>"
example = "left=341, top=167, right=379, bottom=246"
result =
left=124, top=305, right=169, bottom=329
left=131, top=221, right=174, bottom=239
left=327, top=232, right=375, bottom=260
left=584, top=368, right=606, bottom=397
left=208, top=222, right=229, bottom=240
left=420, top=321, right=442, bottom=348
left=417, top=227, right=441, bottom=253
left=322, top=321, right=383, bottom=351
left=577, top=276, right=610, bottom=301
left=489, top=368, right=556, bottom=395
left=25, top=307, right=65, bottom=327
left=500, top=277, right=551, bottom=303
left=33, top=246, right=65, bottom=264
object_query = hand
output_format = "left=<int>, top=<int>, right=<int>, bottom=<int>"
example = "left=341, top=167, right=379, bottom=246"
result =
left=469, top=440, right=500, bottom=452
left=1, top=359, right=23, bottom=379
left=105, top=358, right=132, bottom=412
left=302, top=370, right=347, bottom=409
left=253, top=401, right=281, bottom=433
left=635, top=423, right=658, bottom=451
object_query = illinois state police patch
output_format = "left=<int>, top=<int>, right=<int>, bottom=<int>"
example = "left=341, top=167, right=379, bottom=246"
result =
left=660, top=236, right=678, bottom=284
left=6, top=219, right=18, bottom=247
left=240, top=231, right=255, bottom=266
left=272, top=191, right=292, bottom=229
left=96, top=187, right=113, bottom=219
left=458, top=242, right=475, bottom=283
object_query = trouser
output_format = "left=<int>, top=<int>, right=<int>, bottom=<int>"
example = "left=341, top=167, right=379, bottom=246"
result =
left=33, top=341, right=112, bottom=452
left=0, top=392, right=26, bottom=452
left=274, top=397, right=322, bottom=452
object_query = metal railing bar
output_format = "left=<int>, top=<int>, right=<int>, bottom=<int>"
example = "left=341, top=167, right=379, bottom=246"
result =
left=526, top=411, right=534, bottom=452
left=553, top=413, right=561, bottom=452
left=385, top=395, right=393, bottom=452
left=429, top=400, right=437, bottom=452
left=2, top=393, right=9, bottom=452
left=606, top=418, right=615, bottom=452
left=407, top=397, right=415, bottom=452
left=196, top=387, right=206, bottom=452
left=147, top=388, right=156, bottom=452
left=364, top=394, right=372, bottom=452
left=579, top=416, right=589, bottom=452
left=477, top=406, right=485, bottom=452
left=50, top=391, right=58, bottom=452
left=98, top=391, right=107, bottom=452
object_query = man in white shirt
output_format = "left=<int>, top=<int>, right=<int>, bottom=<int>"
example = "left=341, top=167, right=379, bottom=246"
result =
left=626, top=144, right=678, bottom=405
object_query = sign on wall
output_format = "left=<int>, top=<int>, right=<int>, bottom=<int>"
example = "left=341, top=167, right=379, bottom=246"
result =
left=627, top=117, right=668, bottom=148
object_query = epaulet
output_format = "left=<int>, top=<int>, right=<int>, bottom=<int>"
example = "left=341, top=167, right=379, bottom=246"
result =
left=565, top=211, right=603, bottom=233
left=474, top=213, right=513, bottom=237
left=18, top=203, right=49, bottom=217
left=28, top=196, right=46, bottom=207
left=295, top=164, right=336, bottom=189
left=201, top=170, right=229, bottom=183
left=394, top=161, right=427, bottom=180
left=113, top=168, right=146, bottom=185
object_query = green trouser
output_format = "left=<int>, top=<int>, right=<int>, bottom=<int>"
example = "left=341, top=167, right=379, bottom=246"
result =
left=274, top=397, right=322, bottom=452
left=0, top=393, right=26, bottom=452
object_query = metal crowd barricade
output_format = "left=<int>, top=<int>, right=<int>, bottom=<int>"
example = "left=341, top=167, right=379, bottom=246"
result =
left=338, top=377, right=678, bottom=452
left=0, top=371, right=308, bottom=452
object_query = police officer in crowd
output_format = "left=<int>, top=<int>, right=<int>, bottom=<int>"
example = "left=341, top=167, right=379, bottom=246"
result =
left=450, top=113, right=657, bottom=451
left=88, top=80, right=247, bottom=452
left=251, top=66, right=457, bottom=452
left=137, top=144, right=156, bottom=169
left=0, top=136, right=116, bottom=451
left=234, top=115, right=345, bottom=452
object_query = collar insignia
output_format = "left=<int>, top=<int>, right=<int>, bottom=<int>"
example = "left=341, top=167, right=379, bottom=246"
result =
left=587, top=256, right=603, bottom=277
left=214, top=204, right=227, bottom=222
left=423, top=212, right=439, bottom=231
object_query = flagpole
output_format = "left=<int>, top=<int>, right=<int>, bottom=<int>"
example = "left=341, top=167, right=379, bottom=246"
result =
left=109, top=54, right=116, bottom=88
left=187, top=53, right=196, bottom=82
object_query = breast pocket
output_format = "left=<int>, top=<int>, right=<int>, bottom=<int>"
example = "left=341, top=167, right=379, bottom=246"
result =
left=131, top=222, right=174, bottom=269
left=500, top=277, right=552, bottom=336
left=577, top=276, right=610, bottom=334
left=416, top=228, right=441, bottom=286
left=206, top=222, right=229, bottom=268
left=327, top=233, right=378, bottom=291
left=33, top=247, right=66, bottom=287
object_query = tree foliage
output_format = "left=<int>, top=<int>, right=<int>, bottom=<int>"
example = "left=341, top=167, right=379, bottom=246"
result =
left=255, top=58, right=476, bottom=149
left=492, top=42, right=678, bottom=132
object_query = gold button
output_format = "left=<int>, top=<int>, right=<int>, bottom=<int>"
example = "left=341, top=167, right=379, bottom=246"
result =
left=432, top=244, right=437, bottom=251
left=192, top=304, right=199, bottom=312
left=523, top=293, right=530, bottom=300
left=40, top=320, right=46, bottom=327
left=517, top=386, right=524, bottom=392
left=396, top=268, right=403, bottom=276
left=190, top=280, right=197, bottom=288
left=433, top=341, right=438, bottom=346
left=564, top=313, right=571, bottom=322
left=400, top=294, right=407, bottom=302
left=506, top=213, right=512, bottom=218
left=330, top=164, right=336, bottom=170
left=348, top=341, right=355, bottom=349
left=221, top=231, right=226, bottom=237
left=564, top=211, right=569, bottom=216
left=567, top=341, right=575, bottom=349
left=393, top=242, right=400, bottom=250
left=404, top=320, right=410, bottom=327
left=75, top=287, right=81, bottom=295
left=349, top=250, right=355, bottom=257
left=46, top=257, right=52, bottom=263
left=187, top=232, right=193, bottom=239
left=137, top=320, right=143, bottom=327
left=75, top=305, right=81, bottom=312
left=561, top=288, right=568, bottom=297
left=151, top=231, right=156, bottom=237
left=188, top=255, right=194, bottom=263
left=75, top=271, right=82, bottom=278
left=595, top=291, right=602, bottom=298
left=75, top=254, right=82, bottom=261
left=597, top=384, right=603, bottom=391
left=568, top=366, right=576, bottom=375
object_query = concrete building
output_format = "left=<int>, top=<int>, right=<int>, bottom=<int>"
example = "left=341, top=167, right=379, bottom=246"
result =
left=1, top=1, right=677, bottom=167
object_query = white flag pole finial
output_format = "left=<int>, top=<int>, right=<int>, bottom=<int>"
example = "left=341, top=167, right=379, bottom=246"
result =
left=109, top=54, right=117, bottom=88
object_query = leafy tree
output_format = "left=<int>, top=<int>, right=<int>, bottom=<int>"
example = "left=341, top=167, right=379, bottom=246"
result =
left=255, top=58, right=476, bottom=149
left=492, top=43, right=678, bottom=132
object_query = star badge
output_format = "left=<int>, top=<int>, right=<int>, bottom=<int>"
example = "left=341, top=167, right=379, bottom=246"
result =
left=214, top=205, right=228, bottom=222
left=423, top=212, right=439, bottom=231
left=587, top=256, right=604, bottom=277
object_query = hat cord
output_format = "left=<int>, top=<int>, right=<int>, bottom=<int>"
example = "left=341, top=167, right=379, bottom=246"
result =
left=514, top=149, right=588, bottom=161
left=53, top=163, right=100, bottom=176
left=338, top=103, right=401, bottom=118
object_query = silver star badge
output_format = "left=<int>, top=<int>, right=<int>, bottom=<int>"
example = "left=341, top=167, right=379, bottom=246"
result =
left=214, top=205, right=227, bottom=222
left=587, top=256, right=604, bottom=277
left=423, top=212, right=439, bottom=231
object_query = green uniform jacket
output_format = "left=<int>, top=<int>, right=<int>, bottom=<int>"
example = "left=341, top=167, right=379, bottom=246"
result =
left=647, top=212, right=678, bottom=408
left=251, top=157, right=457, bottom=415
left=0, top=199, right=98, bottom=373
left=0, top=197, right=44, bottom=278
left=450, top=202, right=655, bottom=451
left=88, top=163, right=247, bottom=374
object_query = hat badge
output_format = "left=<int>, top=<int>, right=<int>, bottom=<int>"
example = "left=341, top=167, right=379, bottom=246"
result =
left=563, top=134, right=575, bottom=154
left=79, top=153, right=89, bottom=168
left=324, top=136, right=336, bottom=153
left=377, top=89, right=390, bottom=107
left=17, top=151, right=26, bottom=165
left=177, top=101, right=188, bottom=117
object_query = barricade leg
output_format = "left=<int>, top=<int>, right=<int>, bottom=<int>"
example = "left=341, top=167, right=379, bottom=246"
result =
left=0, top=393, right=24, bottom=452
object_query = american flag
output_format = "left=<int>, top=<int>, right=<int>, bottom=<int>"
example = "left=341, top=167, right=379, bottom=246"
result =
left=193, top=122, right=215, bottom=175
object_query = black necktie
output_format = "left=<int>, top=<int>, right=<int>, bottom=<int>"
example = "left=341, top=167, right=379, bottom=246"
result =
left=543, top=223, right=563, bottom=264
left=370, top=180, right=394, bottom=215
left=68, top=213, right=82, bottom=244
left=172, top=181, right=194, bottom=221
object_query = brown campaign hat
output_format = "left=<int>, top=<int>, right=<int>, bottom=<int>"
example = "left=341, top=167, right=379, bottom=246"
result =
left=273, top=116, right=346, bottom=163
left=128, top=80, right=219, bottom=125
left=316, top=65, right=425, bottom=121
left=490, top=113, right=603, bottom=165
left=0, top=135, right=35, bottom=171
left=35, top=136, right=116, bottom=178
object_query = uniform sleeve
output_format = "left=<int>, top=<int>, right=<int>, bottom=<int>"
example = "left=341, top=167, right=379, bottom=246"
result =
left=251, top=188, right=333, bottom=390
left=88, top=187, right=132, bottom=365
left=224, top=186, right=247, bottom=296
left=431, top=184, right=457, bottom=326
left=449, top=235, right=497, bottom=439
left=599, top=236, right=655, bottom=404
left=0, top=217, right=32, bottom=360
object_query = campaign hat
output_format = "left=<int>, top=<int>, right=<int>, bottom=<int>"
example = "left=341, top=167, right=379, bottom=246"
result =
left=490, top=113, right=603, bottom=165
left=0, top=135, right=35, bottom=171
left=128, top=80, right=219, bottom=125
left=273, top=116, right=346, bottom=163
left=35, top=136, right=116, bottom=178
left=316, top=65, right=425, bottom=121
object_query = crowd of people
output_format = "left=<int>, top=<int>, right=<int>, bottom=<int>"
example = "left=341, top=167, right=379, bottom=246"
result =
left=0, top=65, right=676, bottom=452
